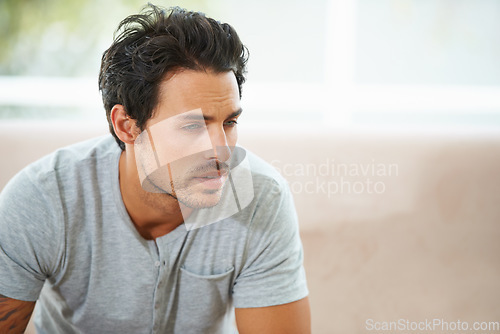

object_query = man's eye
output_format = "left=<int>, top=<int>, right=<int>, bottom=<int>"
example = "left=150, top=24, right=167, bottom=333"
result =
left=182, top=123, right=203, bottom=131
left=224, top=120, right=238, bottom=127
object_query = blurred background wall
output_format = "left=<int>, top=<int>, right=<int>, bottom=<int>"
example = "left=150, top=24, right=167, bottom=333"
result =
left=0, top=0, right=499, bottom=128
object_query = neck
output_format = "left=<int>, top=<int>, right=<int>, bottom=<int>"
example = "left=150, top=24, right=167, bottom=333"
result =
left=118, top=150, right=187, bottom=240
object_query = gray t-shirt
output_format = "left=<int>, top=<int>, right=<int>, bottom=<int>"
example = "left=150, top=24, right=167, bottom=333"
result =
left=0, top=135, right=308, bottom=333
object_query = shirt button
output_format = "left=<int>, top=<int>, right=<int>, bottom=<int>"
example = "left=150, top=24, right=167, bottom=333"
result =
left=154, top=261, right=160, bottom=267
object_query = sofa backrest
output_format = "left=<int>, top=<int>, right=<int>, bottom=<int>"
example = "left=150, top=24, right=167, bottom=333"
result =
left=2, top=121, right=500, bottom=333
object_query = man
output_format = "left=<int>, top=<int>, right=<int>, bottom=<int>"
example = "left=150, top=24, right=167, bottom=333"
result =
left=0, top=4, right=310, bottom=333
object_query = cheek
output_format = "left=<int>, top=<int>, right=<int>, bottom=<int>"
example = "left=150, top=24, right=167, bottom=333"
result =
left=155, top=131, right=213, bottom=165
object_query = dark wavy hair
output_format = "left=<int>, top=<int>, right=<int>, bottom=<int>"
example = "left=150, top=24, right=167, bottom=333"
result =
left=98, top=4, right=249, bottom=150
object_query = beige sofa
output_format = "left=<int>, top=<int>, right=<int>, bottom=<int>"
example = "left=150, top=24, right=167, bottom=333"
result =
left=1, top=121, right=499, bottom=333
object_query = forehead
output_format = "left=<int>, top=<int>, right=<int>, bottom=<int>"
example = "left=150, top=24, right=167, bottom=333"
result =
left=153, top=69, right=240, bottom=120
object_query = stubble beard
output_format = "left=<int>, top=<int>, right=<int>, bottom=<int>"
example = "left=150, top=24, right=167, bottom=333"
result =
left=143, top=173, right=225, bottom=210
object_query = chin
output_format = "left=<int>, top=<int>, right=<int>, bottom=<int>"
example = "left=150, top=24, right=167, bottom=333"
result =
left=175, top=188, right=224, bottom=209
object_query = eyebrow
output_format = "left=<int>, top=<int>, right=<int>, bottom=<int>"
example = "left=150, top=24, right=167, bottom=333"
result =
left=181, top=108, right=243, bottom=121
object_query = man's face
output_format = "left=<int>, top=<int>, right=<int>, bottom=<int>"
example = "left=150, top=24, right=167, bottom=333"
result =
left=133, top=69, right=242, bottom=209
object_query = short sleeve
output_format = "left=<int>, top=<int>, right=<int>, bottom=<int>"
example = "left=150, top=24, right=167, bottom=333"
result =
left=0, top=168, right=62, bottom=301
left=232, top=178, right=309, bottom=308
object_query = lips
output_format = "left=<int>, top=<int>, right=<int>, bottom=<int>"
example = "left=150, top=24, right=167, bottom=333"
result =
left=195, top=169, right=229, bottom=179
left=192, top=169, right=229, bottom=189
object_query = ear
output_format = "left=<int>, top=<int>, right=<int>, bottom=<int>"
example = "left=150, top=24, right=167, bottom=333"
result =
left=110, top=104, right=140, bottom=146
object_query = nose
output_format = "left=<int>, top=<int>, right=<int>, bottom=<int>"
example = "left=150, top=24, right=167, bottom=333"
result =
left=208, top=126, right=231, bottom=163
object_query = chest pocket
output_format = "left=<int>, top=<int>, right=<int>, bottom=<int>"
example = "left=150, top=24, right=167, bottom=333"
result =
left=172, top=266, right=235, bottom=333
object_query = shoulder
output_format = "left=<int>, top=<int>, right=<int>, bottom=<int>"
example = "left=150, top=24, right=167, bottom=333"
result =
left=12, top=135, right=119, bottom=186
left=30, top=135, right=120, bottom=176
left=1, top=135, right=120, bottom=211
left=241, top=146, right=289, bottom=196
left=234, top=146, right=297, bottom=230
